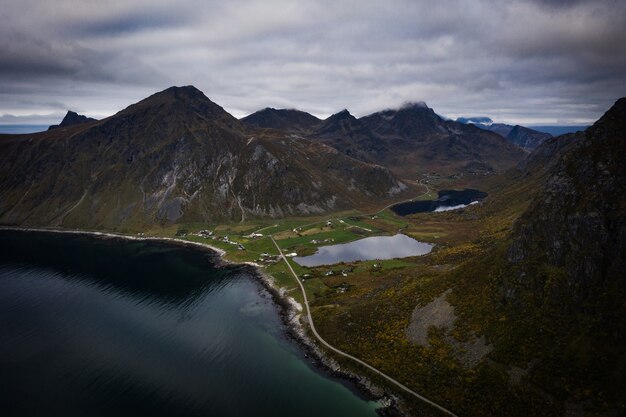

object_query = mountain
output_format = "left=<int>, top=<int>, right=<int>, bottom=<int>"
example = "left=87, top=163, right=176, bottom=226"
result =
left=309, top=103, right=526, bottom=177
left=241, top=108, right=321, bottom=133
left=504, top=124, right=552, bottom=151
left=507, top=97, right=626, bottom=319
left=240, top=102, right=526, bottom=178
left=443, top=98, right=626, bottom=415
left=48, top=110, right=97, bottom=130
left=305, top=109, right=390, bottom=163
left=0, top=86, right=407, bottom=230
left=503, top=98, right=626, bottom=413
left=456, top=117, right=552, bottom=151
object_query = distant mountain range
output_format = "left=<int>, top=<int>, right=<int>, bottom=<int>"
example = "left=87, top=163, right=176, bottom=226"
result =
left=0, top=86, right=406, bottom=229
left=525, top=125, right=590, bottom=136
left=242, top=102, right=526, bottom=177
left=455, top=116, right=590, bottom=151
left=1, top=86, right=596, bottom=229
left=455, top=116, right=552, bottom=151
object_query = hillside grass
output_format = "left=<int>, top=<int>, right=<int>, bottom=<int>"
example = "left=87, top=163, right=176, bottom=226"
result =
left=143, top=171, right=621, bottom=417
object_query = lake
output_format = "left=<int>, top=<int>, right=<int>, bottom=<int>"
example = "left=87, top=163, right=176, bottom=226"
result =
left=293, top=234, right=433, bottom=267
left=0, top=230, right=381, bottom=417
left=391, top=189, right=488, bottom=216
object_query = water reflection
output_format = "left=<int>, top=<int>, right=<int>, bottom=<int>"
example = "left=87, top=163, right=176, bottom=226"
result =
left=391, top=188, right=487, bottom=216
left=294, top=234, right=432, bottom=267
left=0, top=231, right=381, bottom=417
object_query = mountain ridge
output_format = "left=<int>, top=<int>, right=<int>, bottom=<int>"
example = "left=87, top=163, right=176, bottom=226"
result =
left=456, top=117, right=553, bottom=150
left=241, top=107, right=321, bottom=133
left=48, top=110, right=97, bottom=131
left=0, top=86, right=407, bottom=229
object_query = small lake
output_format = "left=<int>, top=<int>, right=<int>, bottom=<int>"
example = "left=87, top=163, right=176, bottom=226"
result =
left=391, top=189, right=487, bottom=216
left=293, top=234, right=433, bottom=267
left=0, top=230, right=381, bottom=417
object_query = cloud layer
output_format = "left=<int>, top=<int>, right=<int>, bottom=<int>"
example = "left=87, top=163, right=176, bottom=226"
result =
left=1, top=0, right=625, bottom=125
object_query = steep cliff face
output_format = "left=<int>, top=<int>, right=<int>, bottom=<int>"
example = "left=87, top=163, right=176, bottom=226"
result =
left=507, top=98, right=626, bottom=313
left=490, top=99, right=626, bottom=414
left=0, top=86, right=405, bottom=230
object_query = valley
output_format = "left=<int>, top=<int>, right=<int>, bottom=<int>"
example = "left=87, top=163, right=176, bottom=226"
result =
left=3, top=2, right=625, bottom=417
left=1, top=88, right=624, bottom=417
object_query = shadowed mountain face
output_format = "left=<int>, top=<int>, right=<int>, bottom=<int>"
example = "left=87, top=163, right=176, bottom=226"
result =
left=305, top=103, right=526, bottom=177
left=306, top=110, right=391, bottom=163
left=48, top=111, right=97, bottom=131
left=0, top=86, right=406, bottom=229
left=507, top=98, right=626, bottom=312
left=481, top=98, right=626, bottom=413
left=502, top=98, right=626, bottom=412
left=429, top=98, right=626, bottom=416
left=241, top=108, right=321, bottom=133
left=241, top=102, right=527, bottom=178
left=504, top=125, right=552, bottom=151
left=456, top=117, right=553, bottom=151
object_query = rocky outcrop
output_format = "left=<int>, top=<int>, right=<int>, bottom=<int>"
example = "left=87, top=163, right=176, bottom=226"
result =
left=506, top=98, right=626, bottom=313
left=48, top=110, right=97, bottom=130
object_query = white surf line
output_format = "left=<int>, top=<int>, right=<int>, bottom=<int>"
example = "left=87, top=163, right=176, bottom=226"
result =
left=269, top=235, right=459, bottom=417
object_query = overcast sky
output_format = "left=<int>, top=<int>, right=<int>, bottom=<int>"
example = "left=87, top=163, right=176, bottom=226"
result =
left=1, top=0, right=625, bottom=125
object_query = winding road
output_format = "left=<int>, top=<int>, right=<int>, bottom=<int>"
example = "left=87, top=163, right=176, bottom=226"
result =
left=269, top=235, right=458, bottom=417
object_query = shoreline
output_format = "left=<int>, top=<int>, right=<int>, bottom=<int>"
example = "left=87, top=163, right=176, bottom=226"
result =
left=0, top=225, right=404, bottom=416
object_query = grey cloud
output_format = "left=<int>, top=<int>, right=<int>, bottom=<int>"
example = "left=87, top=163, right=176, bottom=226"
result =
left=67, top=11, right=191, bottom=37
left=0, top=0, right=624, bottom=125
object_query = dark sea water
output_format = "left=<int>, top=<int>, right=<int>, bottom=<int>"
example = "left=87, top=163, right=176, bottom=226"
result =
left=391, top=189, right=488, bottom=216
left=527, top=125, right=588, bottom=136
left=294, top=234, right=432, bottom=267
left=0, top=125, right=48, bottom=134
left=0, top=230, right=380, bottom=417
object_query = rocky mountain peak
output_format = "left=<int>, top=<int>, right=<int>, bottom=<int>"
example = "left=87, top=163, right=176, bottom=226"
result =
left=327, top=109, right=355, bottom=121
left=314, top=109, right=361, bottom=136
left=587, top=97, right=626, bottom=136
left=47, top=110, right=97, bottom=131
left=116, top=85, right=236, bottom=125
left=359, top=101, right=445, bottom=139
left=240, top=107, right=321, bottom=132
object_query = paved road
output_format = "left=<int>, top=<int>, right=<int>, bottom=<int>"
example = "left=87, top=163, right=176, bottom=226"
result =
left=269, top=235, right=458, bottom=417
